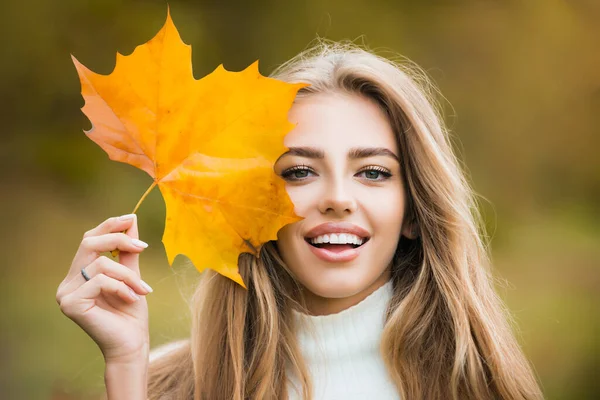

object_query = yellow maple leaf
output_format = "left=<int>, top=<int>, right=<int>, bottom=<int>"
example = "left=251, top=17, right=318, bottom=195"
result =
left=72, top=9, right=305, bottom=287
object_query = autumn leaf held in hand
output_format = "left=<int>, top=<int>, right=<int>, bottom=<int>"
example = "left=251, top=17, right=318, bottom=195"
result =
left=72, top=9, right=306, bottom=287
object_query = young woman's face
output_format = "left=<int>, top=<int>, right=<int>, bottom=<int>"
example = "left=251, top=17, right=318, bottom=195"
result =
left=275, top=92, right=412, bottom=314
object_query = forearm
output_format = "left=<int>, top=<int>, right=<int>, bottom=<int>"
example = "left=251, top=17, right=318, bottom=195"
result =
left=105, top=358, right=148, bottom=400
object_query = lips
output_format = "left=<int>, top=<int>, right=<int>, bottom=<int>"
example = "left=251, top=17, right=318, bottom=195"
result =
left=303, top=222, right=370, bottom=263
left=304, top=222, right=370, bottom=240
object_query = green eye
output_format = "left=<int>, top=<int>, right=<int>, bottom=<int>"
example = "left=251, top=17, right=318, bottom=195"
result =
left=357, top=167, right=392, bottom=181
left=281, top=165, right=314, bottom=181
left=293, top=169, right=309, bottom=178
left=365, top=170, right=380, bottom=179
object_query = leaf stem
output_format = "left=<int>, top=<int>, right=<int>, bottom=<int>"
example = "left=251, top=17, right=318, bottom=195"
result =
left=110, top=182, right=158, bottom=258
left=132, top=182, right=158, bottom=214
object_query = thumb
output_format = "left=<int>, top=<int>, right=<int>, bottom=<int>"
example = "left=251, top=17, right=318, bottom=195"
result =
left=120, top=214, right=141, bottom=276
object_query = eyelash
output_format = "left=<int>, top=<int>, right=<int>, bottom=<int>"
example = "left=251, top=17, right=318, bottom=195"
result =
left=280, top=165, right=392, bottom=182
left=357, top=165, right=392, bottom=180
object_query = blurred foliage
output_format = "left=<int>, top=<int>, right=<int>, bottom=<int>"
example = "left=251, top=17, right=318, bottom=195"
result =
left=1, top=0, right=598, bottom=398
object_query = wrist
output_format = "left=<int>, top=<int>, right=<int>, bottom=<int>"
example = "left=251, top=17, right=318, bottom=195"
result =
left=105, top=360, right=148, bottom=400
left=103, top=339, right=150, bottom=365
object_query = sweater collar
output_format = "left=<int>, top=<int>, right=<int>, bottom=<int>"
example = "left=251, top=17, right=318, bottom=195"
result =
left=292, top=280, right=394, bottom=362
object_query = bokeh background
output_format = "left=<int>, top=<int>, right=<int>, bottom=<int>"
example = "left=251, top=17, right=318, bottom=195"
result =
left=1, top=0, right=598, bottom=398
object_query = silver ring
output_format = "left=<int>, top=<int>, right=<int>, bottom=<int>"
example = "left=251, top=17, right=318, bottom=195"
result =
left=81, top=267, right=91, bottom=282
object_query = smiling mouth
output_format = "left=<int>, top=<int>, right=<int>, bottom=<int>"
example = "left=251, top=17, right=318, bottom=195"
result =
left=304, top=235, right=370, bottom=250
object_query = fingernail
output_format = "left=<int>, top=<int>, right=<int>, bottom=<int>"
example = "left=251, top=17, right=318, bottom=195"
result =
left=141, top=280, right=153, bottom=293
left=128, top=288, right=140, bottom=301
left=119, top=214, right=136, bottom=221
left=131, top=238, right=148, bottom=248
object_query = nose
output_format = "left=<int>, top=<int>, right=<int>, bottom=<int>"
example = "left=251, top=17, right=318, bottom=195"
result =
left=317, top=178, right=358, bottom=216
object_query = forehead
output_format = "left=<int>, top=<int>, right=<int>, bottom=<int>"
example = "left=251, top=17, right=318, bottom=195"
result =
left=284, top=92, right=398, bottom=153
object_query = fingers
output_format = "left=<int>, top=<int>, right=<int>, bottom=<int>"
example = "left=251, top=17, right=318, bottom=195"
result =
left=80, top=233, right=148, bottom=255
left=119, top=213, right=140, bottom=274
left=59, top=273, right=144, bottom=318
left=73, top=232, right=147, bottom=275
left=74, top=215, right=145, bottom=270
left=62, top=215, right=148, bottom=295
left=84, top=214, right=141, bottom=273
left=85, top=256, right=152, bottom=295
left=83, top=214, right=138, bottom=239
left=58, top=255, right=152, bottom=304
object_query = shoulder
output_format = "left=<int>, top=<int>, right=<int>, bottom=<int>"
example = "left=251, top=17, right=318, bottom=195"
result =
left=149, top=339, right=189, bottom=363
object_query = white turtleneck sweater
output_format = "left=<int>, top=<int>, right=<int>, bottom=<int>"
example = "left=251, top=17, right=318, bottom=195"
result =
left=287, top=280, right=399, bottom=400
left=149, top=280, right=399, bottom=399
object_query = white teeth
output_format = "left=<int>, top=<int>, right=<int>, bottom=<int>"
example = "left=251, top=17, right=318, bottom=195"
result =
left=309, top=233, right=365, bottom=245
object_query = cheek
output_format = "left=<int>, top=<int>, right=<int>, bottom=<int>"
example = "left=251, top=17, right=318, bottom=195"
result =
left=276, top=185, right=315, bottom=262
left=366, top=189, right=405, bottom=235
left=276, top=219, right=300, bottom=255
left=284, top=184, right=315, bottom=217
left=379, top=206, right=404, bottom=239
left=377, top=195, right=404, bottom=219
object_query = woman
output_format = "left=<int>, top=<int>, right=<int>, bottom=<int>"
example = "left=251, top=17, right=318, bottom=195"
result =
left=56, top=41, right=543, bottom=399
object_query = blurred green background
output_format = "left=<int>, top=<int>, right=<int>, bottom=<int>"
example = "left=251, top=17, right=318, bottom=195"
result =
left=1, top=0, right=598, bottom=398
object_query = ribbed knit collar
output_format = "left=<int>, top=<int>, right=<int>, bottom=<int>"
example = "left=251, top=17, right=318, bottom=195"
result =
left=294, top=281, right=393, bottom=329
left=293, top=280, right=393, bottom=360
left=289, top=280, right=398, bottom=399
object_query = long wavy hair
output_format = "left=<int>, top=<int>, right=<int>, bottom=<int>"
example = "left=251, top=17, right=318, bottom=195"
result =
left=147, top=41, right=543, bottom=400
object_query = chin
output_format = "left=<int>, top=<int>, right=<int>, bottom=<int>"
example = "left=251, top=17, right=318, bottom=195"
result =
left=297, top=265, right=383, bottom=299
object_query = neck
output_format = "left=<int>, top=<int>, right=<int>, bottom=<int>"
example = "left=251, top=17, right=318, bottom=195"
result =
left=303, top=269, right=391, bottom=316
left=289, top=277, right=399, bottom=400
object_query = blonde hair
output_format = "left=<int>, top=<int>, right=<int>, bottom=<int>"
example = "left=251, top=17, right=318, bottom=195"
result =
left=147, top=41, right=543, bottom=400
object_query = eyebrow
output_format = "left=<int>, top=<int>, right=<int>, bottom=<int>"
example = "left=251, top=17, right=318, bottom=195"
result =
left=278, top=146, right=400, bottom=163
left=348, top=147, right=400, bottom=163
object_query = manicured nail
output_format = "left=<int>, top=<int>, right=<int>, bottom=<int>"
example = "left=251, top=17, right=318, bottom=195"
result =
left=119, top=214, right=136, bottom=221
left=141, top=280, right=153, bottom=293
left=131, top=238, right=148, bottom=248
left=128, top=288, right=140, bottom=301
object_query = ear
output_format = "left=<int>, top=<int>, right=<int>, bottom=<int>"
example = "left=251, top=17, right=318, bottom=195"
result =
left=401, top=221, right=419, bottom=240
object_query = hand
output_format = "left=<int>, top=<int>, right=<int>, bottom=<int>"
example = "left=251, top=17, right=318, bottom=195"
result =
left=56, top=214, right=152, bottom=364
